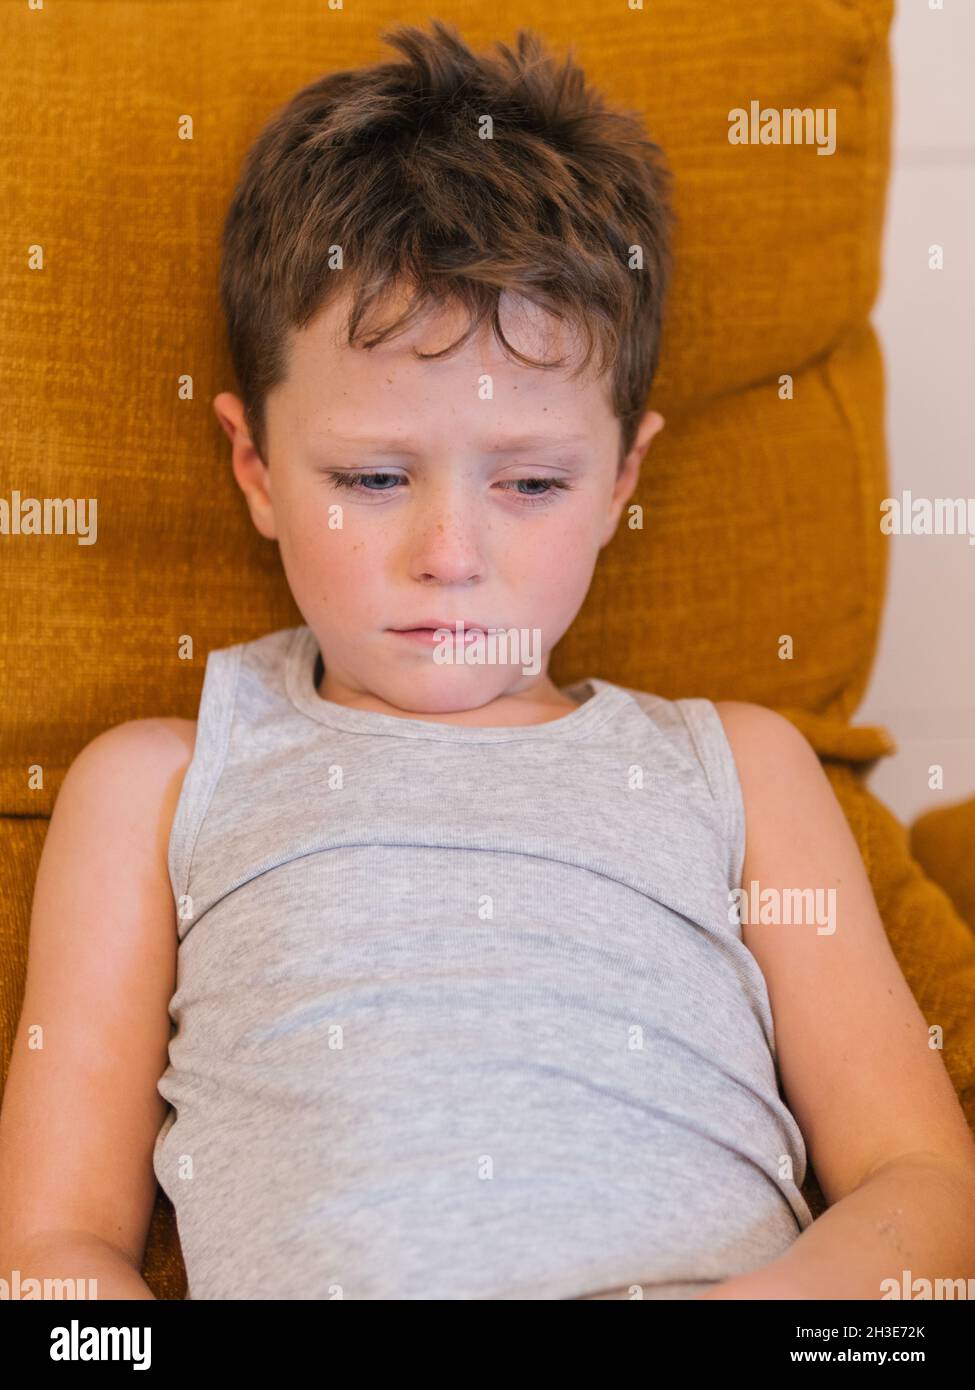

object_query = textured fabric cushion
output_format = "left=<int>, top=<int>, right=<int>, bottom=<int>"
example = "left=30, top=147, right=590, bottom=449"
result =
left=0, top=0, right=896, bottom=806
left=8, top=0, right=975, bottom=1304
left=849, top=782, right=975, bottom=1132
left=911, top=798, right=975, bottom=939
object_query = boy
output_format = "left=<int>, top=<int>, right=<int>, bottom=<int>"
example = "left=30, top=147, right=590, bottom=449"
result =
left=1, top=21, right=974, bottom=1300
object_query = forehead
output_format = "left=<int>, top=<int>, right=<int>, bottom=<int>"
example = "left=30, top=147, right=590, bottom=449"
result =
left=275, top=284, right=615, bottom=442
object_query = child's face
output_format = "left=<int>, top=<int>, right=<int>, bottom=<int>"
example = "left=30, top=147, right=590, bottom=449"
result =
left=215, top=285, right=664, bottom=721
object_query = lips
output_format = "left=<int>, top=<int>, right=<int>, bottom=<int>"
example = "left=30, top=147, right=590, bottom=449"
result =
left=391, top=620, right=488, bottom=633
left=390, top=623, right=488, bottom=646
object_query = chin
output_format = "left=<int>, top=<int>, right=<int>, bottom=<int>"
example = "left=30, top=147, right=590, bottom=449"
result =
left=388, top=671, right=509, bottom=713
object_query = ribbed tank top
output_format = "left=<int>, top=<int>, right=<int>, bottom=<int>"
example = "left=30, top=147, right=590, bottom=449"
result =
left=152, top=623, right=813, bottom=1300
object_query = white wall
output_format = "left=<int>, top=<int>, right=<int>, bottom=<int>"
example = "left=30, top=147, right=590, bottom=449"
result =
left=859, top=0, right=975, bottom=826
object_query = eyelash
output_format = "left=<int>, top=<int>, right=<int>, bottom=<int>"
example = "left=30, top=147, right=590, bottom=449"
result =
left=323, top=470, right=574, bottom=508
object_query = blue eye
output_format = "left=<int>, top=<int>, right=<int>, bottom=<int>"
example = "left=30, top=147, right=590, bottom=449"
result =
left=496, top=478, right=573, bottom=506
left=323, top=471, right=573, bottom=507
left=325, top=470, right=402, bottom=493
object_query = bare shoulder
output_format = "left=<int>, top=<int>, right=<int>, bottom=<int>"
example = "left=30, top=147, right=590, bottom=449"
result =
left=37, top=715, right=199, bottom=929
left=711, top=698, right=844, bottom=859
left=76, top=715, right=198, bottom=775
left=55, top=717, right=199, bottom=887
left=712, top=700, right=819, bottom=766
left=0, top=716, right=197, bottom=1270
left=712, top=699, right=830, bottom=814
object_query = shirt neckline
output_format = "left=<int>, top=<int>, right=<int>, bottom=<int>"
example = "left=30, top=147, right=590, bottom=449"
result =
left=284, top=625, right=629, bottom=742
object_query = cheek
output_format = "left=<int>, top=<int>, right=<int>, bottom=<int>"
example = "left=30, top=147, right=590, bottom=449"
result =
left=285, top=496, right=355, bottom=563
left=528, top=515, right=597, bottom=577
left=545, top=512, right=602, bottom=584
left=288, top=508, right=390, bottom=606
left=272, top=496, right=342, bottom=591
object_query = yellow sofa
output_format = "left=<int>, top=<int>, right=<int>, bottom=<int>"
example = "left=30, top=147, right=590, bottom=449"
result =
left=3, top=0, right=974, bottom=1301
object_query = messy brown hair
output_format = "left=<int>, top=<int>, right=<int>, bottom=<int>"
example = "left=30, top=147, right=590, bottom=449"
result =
left=218, top=20, right=675, bottom=469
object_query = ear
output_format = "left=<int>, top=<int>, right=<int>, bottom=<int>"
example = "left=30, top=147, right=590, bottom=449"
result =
left=213, top=392, right=278, bottom=541
left=600, top=410, right=665, bottom=545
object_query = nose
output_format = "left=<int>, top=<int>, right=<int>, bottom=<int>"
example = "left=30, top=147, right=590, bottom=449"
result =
left=407, top=484, right=486, bottom=585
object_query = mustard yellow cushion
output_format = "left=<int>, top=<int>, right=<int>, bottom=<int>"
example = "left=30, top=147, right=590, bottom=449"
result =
left=911, top=798, right=975, bottom=938
left=1, top=0, right=895, bottom=808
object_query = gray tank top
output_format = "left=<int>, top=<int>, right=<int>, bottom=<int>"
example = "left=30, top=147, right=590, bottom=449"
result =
left=153, top=623, right=813, bottom=1300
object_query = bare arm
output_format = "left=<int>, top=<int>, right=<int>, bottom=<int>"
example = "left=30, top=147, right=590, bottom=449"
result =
left=11, top=1229, right=157, bottom=1300
left=698, top=1153, right=975, bottom=1299
left=0, top=717, right=196, bottom=1299
left=703, top=702, right=975, bottom=1299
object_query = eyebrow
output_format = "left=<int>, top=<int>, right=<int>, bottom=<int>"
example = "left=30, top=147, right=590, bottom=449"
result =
left=312, top=432, right=590, bottom=456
